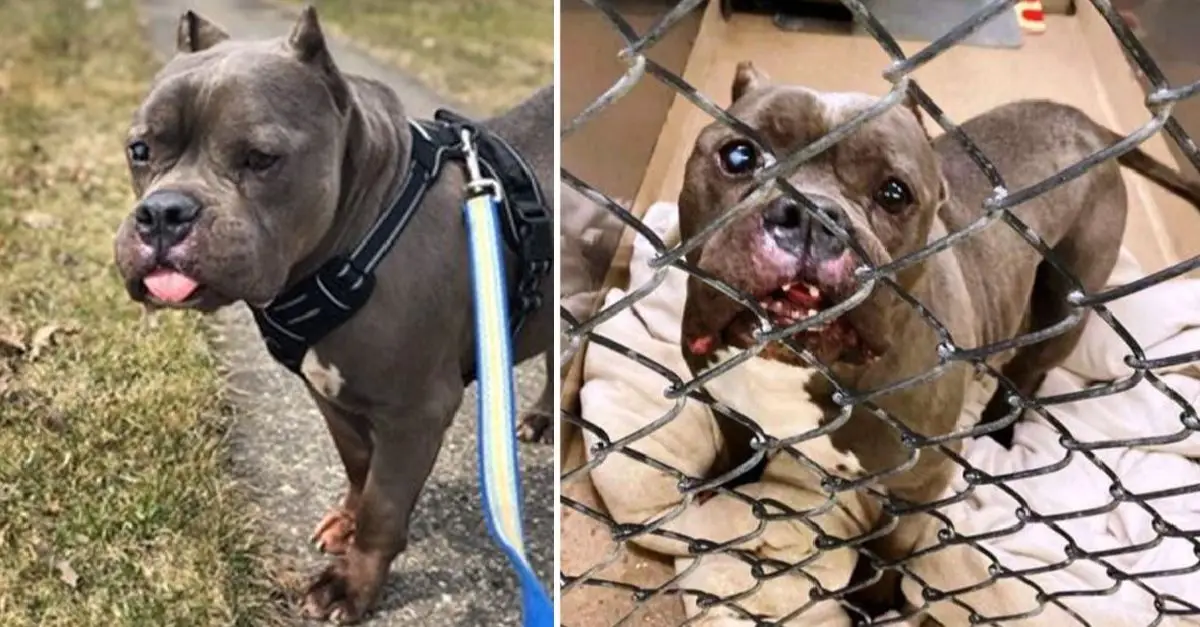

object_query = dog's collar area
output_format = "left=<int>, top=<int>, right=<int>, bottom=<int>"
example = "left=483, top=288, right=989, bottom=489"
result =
left=250, top=109, right=552, bottom=376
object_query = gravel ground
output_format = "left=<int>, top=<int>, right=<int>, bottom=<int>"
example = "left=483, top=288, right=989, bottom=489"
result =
left=134, top=0, right=553, bottom=624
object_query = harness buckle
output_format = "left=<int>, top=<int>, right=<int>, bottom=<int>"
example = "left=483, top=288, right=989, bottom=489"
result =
left=460, top=128, right=503, bottom=200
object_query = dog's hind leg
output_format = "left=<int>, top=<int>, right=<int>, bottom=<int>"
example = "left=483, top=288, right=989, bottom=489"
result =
left=309, top=395, right=373, bottom=556
left=980, top=174, right=1125, bottom=447
left=302, top=373, right=464, bottom=624
left=516, top=349, right=554, bottom=444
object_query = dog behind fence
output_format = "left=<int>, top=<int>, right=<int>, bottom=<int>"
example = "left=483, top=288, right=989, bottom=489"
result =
left=560, top=1, right=1200, bottom=625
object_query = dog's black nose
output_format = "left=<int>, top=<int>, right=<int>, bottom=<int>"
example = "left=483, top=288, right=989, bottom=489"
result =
left=134, top=190, right=201, bottom=249
left=762, top=194, right=849, bottom=261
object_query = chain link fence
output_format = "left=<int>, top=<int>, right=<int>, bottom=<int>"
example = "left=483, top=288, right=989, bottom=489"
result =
left=560, top=1, right=1200, bottom=624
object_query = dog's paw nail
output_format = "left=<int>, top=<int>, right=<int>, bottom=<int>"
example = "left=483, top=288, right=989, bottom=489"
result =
left=330, top=605, right=365, bottom=625
left=516, top=412, right=553, bottom=444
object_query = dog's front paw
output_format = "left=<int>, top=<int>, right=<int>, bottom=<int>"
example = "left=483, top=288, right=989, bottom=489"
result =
left=516, top=410, right=552, bottom=444
left=311, top=506, right=356, bottom=555
left=301, top=555, right=383, bottom=624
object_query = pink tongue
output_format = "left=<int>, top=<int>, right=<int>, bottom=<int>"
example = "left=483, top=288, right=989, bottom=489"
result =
left=689, top=335, right=715, bottom=356
left=785, top=284, right=820, bottom=308
left=144, top=269, right=199, bottom=303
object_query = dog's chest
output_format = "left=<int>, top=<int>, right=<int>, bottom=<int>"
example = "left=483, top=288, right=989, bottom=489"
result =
left=704, top=349, right=865, bottom=482
left=301, top=349, right=345, bottom=400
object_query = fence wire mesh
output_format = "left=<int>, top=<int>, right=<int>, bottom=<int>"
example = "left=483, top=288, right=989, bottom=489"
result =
left=560, top=1, right=1200, bottom=625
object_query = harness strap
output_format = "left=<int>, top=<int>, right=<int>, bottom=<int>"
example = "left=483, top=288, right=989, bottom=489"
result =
left=350, top=120, right=454, bottom=273
left=436, top=110, right=552, bottom=338
left=250, top=112, right=550, bottom=375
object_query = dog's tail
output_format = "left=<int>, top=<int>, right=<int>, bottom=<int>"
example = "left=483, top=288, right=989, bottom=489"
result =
left=1101, top=127, right=1200, bottom=207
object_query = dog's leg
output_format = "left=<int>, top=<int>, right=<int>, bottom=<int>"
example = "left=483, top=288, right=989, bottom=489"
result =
left=855, top=448, right=959, bottom=615
left=310, top=394, right=372, bottom=555
left=516, top=349, right=553, bottom=444
left=979, top=263, right=1079, bottom=446
left=981, top=183, right=1125, bottom=447
left=850, top=365, right=970, bottom=614
left=302, top=376, right=463, bottom=624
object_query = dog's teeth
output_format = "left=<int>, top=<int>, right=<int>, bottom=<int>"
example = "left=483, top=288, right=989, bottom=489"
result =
left=806, top=308, right=817, bottom=317
left=808, top=285, right=819, bottom=298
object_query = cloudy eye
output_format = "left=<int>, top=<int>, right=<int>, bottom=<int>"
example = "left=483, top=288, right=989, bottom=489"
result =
left=717, top=140, right=758, bottom=175
left=874, top=177, right=913, bottom=213
left=127, top=140, right=151, bottom=165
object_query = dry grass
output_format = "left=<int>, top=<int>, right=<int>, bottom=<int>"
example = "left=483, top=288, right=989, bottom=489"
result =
left=0, top=1, right=279, bottom=624
left=285, top=0, right=554, bottom=114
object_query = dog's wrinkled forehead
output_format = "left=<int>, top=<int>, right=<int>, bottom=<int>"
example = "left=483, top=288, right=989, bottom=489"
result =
left=710, top=85, right=926, bottom=156
left=132, top=43, right=336, bottom=141
left=691, top=84, right=940, bottom=210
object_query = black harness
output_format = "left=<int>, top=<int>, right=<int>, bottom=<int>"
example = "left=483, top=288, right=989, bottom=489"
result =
left=250, top=109, right=551, bottom=375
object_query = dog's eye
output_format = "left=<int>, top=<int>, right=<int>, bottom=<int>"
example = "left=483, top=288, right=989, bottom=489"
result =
left=717, top=140, right=758, bottom=175
left=242, top=149, right=279, bottom=173
left=874, top=177, right=913, bottom=212
left=127, top=140, right=151, bottom=165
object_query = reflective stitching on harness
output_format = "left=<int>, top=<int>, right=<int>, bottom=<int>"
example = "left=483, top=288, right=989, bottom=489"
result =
left=316, top=276, right=350, bottom=311
left=275, top=293, right=308, bottom=311
left=359, top=169, right=434, bottom=271
left=285, top=308, right=321, bottom=326
left=350, top=120, right=426, bottom=259
left=258, top=311, right=305, bottom=341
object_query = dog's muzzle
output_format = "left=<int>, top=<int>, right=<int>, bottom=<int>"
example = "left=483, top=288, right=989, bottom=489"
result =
left=762, top=193, right=849, bottom=263
left=134, top=189, right=202, bottom=253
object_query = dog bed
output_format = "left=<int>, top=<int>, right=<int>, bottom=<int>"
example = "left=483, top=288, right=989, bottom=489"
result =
left=579, top=200, right=1200, bottom=626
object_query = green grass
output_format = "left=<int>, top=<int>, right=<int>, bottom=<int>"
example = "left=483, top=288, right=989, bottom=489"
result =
left=287, top=0, right=554, bottom=115
left=0, top=1, right=279, bottom=625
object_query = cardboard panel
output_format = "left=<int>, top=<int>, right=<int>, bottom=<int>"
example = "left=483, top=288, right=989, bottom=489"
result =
left=561, top=0, right=703, bottom=201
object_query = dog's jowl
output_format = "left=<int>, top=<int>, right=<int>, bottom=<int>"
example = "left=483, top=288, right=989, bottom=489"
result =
left=113, top=8, right=553, bottom=623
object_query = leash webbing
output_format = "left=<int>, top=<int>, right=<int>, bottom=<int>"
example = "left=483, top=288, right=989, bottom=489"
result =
left=461, top=133, right=553, bottom=627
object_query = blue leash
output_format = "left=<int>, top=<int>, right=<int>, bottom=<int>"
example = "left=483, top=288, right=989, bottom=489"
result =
left=460, top=129, right=554, bottom=627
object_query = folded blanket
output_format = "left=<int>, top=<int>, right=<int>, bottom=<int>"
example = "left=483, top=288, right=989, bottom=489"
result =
left=580, top=201, right=1200, bottom=626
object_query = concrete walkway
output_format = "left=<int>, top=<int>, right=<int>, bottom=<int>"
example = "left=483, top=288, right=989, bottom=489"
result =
left=135, top=1, right=553, bottom=624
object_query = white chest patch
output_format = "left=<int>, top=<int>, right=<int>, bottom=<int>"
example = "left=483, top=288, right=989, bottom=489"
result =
left=703, top=348, right=865, bottom=482
left=301, top=349, right=344, bottom=400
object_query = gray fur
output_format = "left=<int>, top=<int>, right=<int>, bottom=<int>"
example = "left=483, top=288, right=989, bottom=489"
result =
left=112, top=8, right=552, bottom=623
left=677, top=61, right=1200, bottom=610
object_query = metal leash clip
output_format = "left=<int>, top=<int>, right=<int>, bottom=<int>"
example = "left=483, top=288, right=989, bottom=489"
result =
left=461, top=128, right=504, bottom=201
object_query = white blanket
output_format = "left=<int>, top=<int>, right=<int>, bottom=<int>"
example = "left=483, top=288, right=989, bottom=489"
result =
left=579, top=201, right=1200, bottom=626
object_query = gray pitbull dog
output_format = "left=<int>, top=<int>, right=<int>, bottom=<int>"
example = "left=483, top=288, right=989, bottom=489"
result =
left=679, top=62, right=1200, bottom=608
left=112, top=8, right=553, bottom=623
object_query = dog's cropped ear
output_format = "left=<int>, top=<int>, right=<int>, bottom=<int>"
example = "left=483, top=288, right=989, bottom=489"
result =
left=176, top=11, right=229, bottom=53
left=288, top=6, right=332, bottom=64
left=732, top=61, right=769, bottom=103
left=901, top=83, right=933, bottom=141
left=935, top=172, right=950, bottom=208
left=287, top=7, right=351, bottom=113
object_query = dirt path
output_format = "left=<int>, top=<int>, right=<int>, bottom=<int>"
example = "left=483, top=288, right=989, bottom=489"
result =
left=135, top=0, right=553, bottom=624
